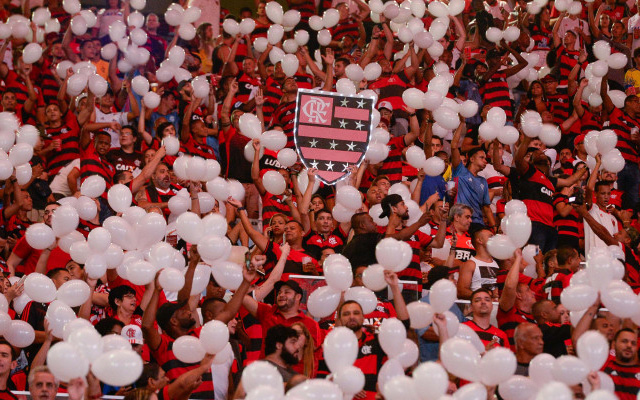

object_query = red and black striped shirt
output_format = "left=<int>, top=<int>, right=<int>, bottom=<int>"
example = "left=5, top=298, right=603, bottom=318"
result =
left=331, top=19, right=359, bottom=43
left=80, top=143, right=115, bottom=188
left=543, top=267, right=573, bottom=304
left=609, top=107, right=640, bottom=164
left=602, top=360, right=640, bottom=400
left=519, top=164, right=557, bottom=226
left=463, top=320, right=510, bottom=350
left=556, top=46, right=580, bottom=87
left=37, top=60, right=61, bottom=104
left=548, top=89, right=570, bottom=127
left=43, top=112, right=81, bottom=176
left=398, top=230, right=432, bottom=292
left=270, top=101, right=297, bottom=148
left=368, top=71, right=411, bottom=113
left=287, top=0, right=315, bottom=23
left=262, top=77, right=283, bottom=125
left=235, top=72, right=261, bottom=104
left=354, top=329, right=386, bottom=400
left=497, top=305, right=535, bottom=347
left=377, top=136, right=407, bottom=184
left=479, top=70, right=513, bottom=121
left=579, top=109, right=603, bottom=135
left=261, top=191, right=292, bottom=229
left=180, top=136, right=216, bottom=160
left=553, top=194, right=583, bottom=239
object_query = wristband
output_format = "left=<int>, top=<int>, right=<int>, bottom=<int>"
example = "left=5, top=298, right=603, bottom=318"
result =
left=409, top=113, right=416, bottom=117
left=237, top=207, right=246, bottom=211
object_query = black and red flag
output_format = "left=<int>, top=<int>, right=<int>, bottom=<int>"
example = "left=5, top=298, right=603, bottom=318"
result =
left=293, top=89, right=374, bottom=185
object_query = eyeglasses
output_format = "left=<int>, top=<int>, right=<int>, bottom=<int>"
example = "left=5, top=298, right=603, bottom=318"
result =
left=120, top=131, right=134, bottom=137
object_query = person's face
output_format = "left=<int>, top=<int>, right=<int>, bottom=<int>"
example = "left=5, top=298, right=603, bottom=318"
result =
left=119, top=127, right=135, bottom=147
left=100, top=92, right=114, bottom=108
left=594, top=318, right=615, bottom=341
left=377, top=178, right=391, bottom=194
left=559, top=148, right=572, bottom=162
left=243, top=58, right=256, bottom=75
left=454, top=210, right=472, bottom=232
left=0, top=344, right=13, bottom=375
left=30, top=372, right=57, bottom=400
left=440, top=49, right=453, bottom=66
left=50, top=42, right=65, bottom=59
left=310, top=197, right=324, bottom=211
left=614, top=331, right=638, bottom=363
left=80, top=41, right=96, bottom=60
left=563, top=31, right=576, bottom=48
left=393, top=200, right=409, bottom=219
left=50, top=270, right=71, bottom=289
left=557, top=304, right=570, bottom=324
left=353, top=266, right=366, bottom=287
left=149, top=368, right=169, bottom=391
left=366, top=186, right=383, bottom=205
left=45, top=104, right=62, bottom=123
left=276, top=286, right=299, bottom=311
left=431, top=138, right=443, bottom=153
left=319, top=248, right=336, bottom=267
left=316, top=211, right=334, bottom=233
left=339, top=303, right=364, bottom=332
left=545, top=301, right=562, bottom=323
left=144, top=149, right=157, bottom=165
left=595, top=185, right=611, bottom=208
left=516, top=283, right=537, bottom=308
left=146, top=14, right=160, bottom=30
left=161, top=94, right=177, bottom=110
left=471, top=150, right=487, bottom=170
left=284, top=221, right=302, bottom=243
left=627, top=96, right=640, bottom=115
left=43, top=204, right=59, bottom=227
left=116, top=292, right=137, bottom=313
left=470, top=291, right=493, bottom=317
left=612, top=22, right=625, bottom=37
left=153, top=165, right=171, bottom=190
left=283, top=77, right=298, bottom=93
left=337, top=3, right=349, bottom=19
left=117, top=171, right=133, bottom=185
left=274, top=62, right=285, bottom=80
left=334, top=61, right=347, bottom=78
left=520, top=326, right=544, bottom=356
left=280, top=336, right=300, bottom=365
left=379, top=59, right=392, bottom=75
left=602, top=171, right=617, bottom=182
left=160, top=124, right=176, bottom=139
left=531, top=82, right=543, bottom=96
left=543, top=79, right=558, bottom=94
left=380, top=108, right=392, bottom=121
left=65, top=261, right=83, bottom=280
left=270, top=216, right=287, bottom=236
left=1, top=92, right=16, bottom=111
left=258, top=2, right=266, bottom=16
left=174, top=307, right=196, bottom=330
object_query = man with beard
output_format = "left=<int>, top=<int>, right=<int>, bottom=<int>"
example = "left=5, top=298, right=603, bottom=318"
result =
left=142, top=247, right=258, bottom=399
left=515, top=135, right=587, bottom=252
left=602, top=329, right=640, bottom=399
left=336, top=270, right=409, bottom=400
left=451, top=120, right=494, bottom=231
left=242, top=280, right=321, bottom=353
left=262, top=325, right=302, bottom=383
left=136, top=163, right=195, bottom=218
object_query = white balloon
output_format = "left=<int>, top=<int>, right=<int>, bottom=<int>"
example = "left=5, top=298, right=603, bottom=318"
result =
left=307, top=286, right=341, bottom=318
left=379, top=318, right=407, bottom=357
left=57, top=280, right=91, bottom=307
left=24, top=273, right=56, bottom=303
left=552, top=356, right=589, bottom=386
left=91, top=350, right=143, bottom=387
left=262, top=170, right=287, bottom=195
left=173, top=335, right=205, bottom=363
left=479, top=347, right=517, bottom=386
left=46, top=300, right=76, bottom=338
left=265, top=1, right=284, bottom=24
left=22, top=43, right=43, bottom=64
left=440, top=337, right=480, bottom=381
left=81, top=175, right=106, bottom=198
left=47, top=342, right=90, bottom=382
left=26, top=223, right=55, bottom=250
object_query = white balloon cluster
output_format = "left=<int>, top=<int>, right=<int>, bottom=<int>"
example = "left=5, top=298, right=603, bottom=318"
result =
left=583, top=130, right=624, bottom=173
left=164, top=3, right=200, bottom=40
left=1, top=7, right=59, bottom=44
left=0, top=113, right=39, bottom=184
left=154, top=46, right=193, bottom=87
left=332, top=186, right=362, bottom=223
left=486, top=200, right=530, bottom=260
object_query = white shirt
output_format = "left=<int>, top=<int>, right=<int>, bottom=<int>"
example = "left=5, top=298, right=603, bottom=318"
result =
left=49, top=159, right=80, bottom=197
left=188, top=0, right=221, bottom=37
left=628, top=14, right=640, bottom=52
left=94, top=108, right=129, bottom=149
left=584, top=204, right=619, bottom=255
left=485, top=1, right=512, bottom=20
left=557, top=18, right=590, bottom=51
left=211, top=344, right=234, bottom=400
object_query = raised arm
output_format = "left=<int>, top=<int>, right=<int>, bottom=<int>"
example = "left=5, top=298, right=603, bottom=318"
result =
left=214, top=265, right=259, bottom=323
left=251, top=139, right=267, bottom=196
left=575, top=203, right=619, bottom=246
left=141, top=274, right=163, bottom=351
left=499, top=248, right=522, bottom=312
left=450, top=118, right=464, bottom=170
left=515, top=134, right=532, bottom=175
left=556, top=165, right=588, bottom=188
left=601, top=74, right=616, bottom=114
left=227, top=197, right=270, bottom=251
left=254, top=245, right=289, bottom=301
left=385, top=271, right=408, bottom=320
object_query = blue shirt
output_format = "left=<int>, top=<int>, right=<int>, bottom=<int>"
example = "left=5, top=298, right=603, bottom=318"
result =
left=419, top=175, right=447, bottom=205
left=416, top=293, right=467, bottom=362
left=453, top=163, right=491, bottom=224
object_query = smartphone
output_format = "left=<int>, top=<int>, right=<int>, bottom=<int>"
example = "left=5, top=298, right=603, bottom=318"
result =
left=568, top=196, right=576, bottom=203
left=15, top=275, right=26, bottom=287
left=245, top=252, right=252, bottom=271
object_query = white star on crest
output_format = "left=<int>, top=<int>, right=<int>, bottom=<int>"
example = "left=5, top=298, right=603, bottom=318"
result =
left=329, top=140, right=338, bottom=149
left=356, top=99, right=365, bottom=108
left=339, top=119, right=347, bottom=128
left=326, top=161, right=334, bottom=171
left=310, top=160, right=319, bottom=169
left=342, top=163, right=350, bottom=171
left=340, top=98, right=349, bottom=107
left=346, top=142, right=356, bottom=151
left=309, top=138, right=318, bottom=148
left=354, top=121, right=364, bottom=130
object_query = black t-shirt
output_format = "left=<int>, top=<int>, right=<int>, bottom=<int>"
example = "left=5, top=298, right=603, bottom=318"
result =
left=539, top=322, right=571, bottom=357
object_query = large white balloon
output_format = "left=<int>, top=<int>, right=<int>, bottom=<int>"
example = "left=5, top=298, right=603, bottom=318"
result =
left=47, top=342, right=90, bottom=382
left=24, top=273, right=56, bottom=303
left=429, top=279, right=457, bottom=313
left=323, top=327, right=358, bottom=373
left=26, top=223, right=55, bottom=250
left=440, top=337, right=480, bottom=381
left=91, top=350, right=143, bottom=386
left=379, top=318, right=407, bottom=357
left=479, top=347, right=517, bottom=386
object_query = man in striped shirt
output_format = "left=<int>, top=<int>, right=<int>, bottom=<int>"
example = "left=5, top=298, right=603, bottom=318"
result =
left=603, top=329, right=640, bottom=400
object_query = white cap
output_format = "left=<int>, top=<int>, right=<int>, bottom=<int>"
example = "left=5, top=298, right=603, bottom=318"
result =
left=122, top=324, right=144, bottom=345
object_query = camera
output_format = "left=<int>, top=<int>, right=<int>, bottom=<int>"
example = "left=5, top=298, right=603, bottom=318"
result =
left=568, top=187, right=584, bottom=205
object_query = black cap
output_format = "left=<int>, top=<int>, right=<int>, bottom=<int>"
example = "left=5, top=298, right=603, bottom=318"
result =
left=156, top=301, right=186, bottom=332
left=274, top=280, right=303, bottom=296
left=379, top=194, right=404, bottom=218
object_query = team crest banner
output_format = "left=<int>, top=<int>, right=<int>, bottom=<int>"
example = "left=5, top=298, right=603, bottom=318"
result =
left=293, top=89, right=375, bottom=185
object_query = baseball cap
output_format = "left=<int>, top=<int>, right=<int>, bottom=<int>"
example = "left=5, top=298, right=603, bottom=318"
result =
left=121, top=324, right=144, bottom=345
left=574, top=134, right=585, bottom=147
left=274, top=280, right=303, bottom=296
left=378, top=101, right=393, bottom=111
left=379, top=193, right=404, bottom=218
left=156, top=301, right=187, bottom=332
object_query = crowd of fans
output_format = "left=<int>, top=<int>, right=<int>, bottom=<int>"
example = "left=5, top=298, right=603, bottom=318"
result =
left=1, top=0, right=640, bottom=398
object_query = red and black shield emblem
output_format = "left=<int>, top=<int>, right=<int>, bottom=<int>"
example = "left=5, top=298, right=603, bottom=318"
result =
left=294, top=89, right=374, bottom=185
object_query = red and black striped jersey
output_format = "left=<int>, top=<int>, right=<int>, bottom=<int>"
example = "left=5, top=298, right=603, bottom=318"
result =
left=151, top=330, right=215, bottom=399
left=580, top=109, right=603, bottom=135
left=251, top=21, right=270, bottom=40
left=553, top=194, right=583, bottom=239
left=80, top=143, right=115, bottom=188
left=519, top=164, right=557, bottom=226
left=547, top=89, right=570, bottom=127
left=479, top=70, right=513, bottom=121
left=262, top=77, right=283, bottom=124
left=235, top=72, right=261, bottom=104
left=622, top=244, right=640, bottom=290
left=463, top=320, right=510, bottom=350
left=368, top=71, right=411, bottom=113
left=609, top=107, right=640, bottom=164
left=287, top=0, right=315, bottom=23
left=331, top=19, right=359, bottom=43
left=77, top=219, right=101, bottom=238
left=377, top=136, right=407, bottom=184
left=303, top=227, right=347, bottom=260
left=37, top=60, right=61, bottom=104
left=530, top=24, right=552, bottom=51
left=497, top=305, right=535, bottom=347
left=398, top=230, right=432, bottom=292
left=141, top=183, right=182, bottom=218
left=261, top=192, right=292, bottom=227
left=354, top=329, right=386, bottom=399
left=602, top=360, right=640, bottom=400
left=555, top=46, right=580, bottom=87
left=43, top=112, right=81, bottom=176
left=180, top=136, right=216, bottom=160
left=106, top=148, right=143, bottom=174
left=270, top=101, right=297, bottom=148
left=5, top=70, right=45, bottom=109
left=240, top=308, right=263, bottom=366
left=543, top=268, right=573, bottom=304
left=294, top=72, right=314, bottom=90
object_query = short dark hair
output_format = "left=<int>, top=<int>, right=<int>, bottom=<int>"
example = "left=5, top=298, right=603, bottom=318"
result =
left=46, top=268, right=68, bottom=280
left=470, top=227, right=491, bottom=248
left=337, top=300, right=362, bottom=317
left=467, top=147, right=485, bottom=161
left=156, top=122, right=174, bottom=139
left=286, top=219, right=305, bottom=231
left=94, top=318, right=125, bottom=336
left=0, top=340, right=17, bottom=360
left=431, top=136, right=443, bottom=145
left=95, top=131, right=111, bottom=141
left=135, top=362, right=161, bottom=388
left=595, top=180, right=610, bottom=192
left=614, top=328, right=636, bottom=342
left=556, top=245, right=577, bottom=266
left=264, top=325, right=299, bottom=357
left=314, top=208, right=332, bottom=221
left=336, top=57, right=351, bottom=66
left=108, top=285, right=136, bottom=311
left=470, top=288, right=492, bottom=301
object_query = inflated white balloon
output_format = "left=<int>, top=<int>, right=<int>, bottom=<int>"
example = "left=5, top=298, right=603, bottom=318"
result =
left=91, top=350, right=143, bottom=387
left=22, top=43, right=43, bottom=64
left=262, top=170, right=287, bottom=195
left=26, top=223, right=55, bottom=250
left=24, top=273, right=57, bottom=303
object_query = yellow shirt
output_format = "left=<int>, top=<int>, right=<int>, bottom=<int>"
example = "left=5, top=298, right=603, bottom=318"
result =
left=624, top=68, right=640, bottom=96
left=93, top=60, right=110, bottom=81
left=442, top=164, right=452, bottom=181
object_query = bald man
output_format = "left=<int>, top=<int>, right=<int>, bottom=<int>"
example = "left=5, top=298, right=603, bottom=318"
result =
left=532, top=300, right=572, bottom=357
left=514, top=322, right=544, bottom=376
